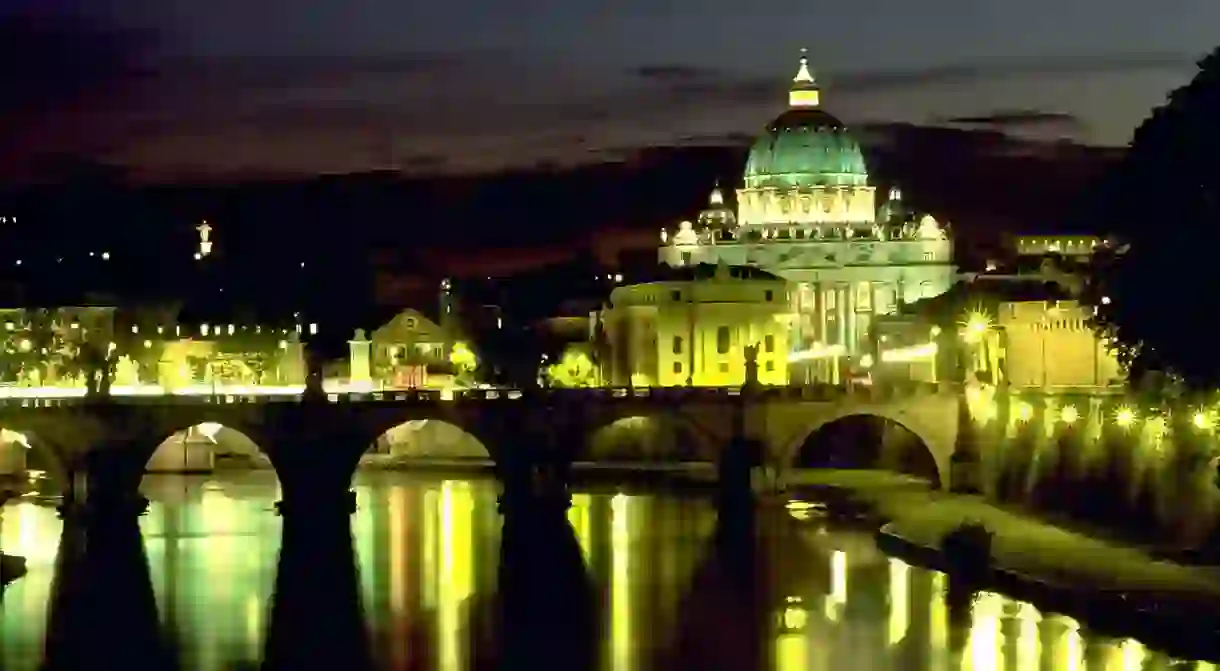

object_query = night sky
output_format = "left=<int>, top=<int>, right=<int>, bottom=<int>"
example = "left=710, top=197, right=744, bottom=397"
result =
left=2, top=1, right=1215, bottom=180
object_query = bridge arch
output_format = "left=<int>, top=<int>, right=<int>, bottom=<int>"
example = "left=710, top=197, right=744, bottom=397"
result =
left=145, top=422, right=272, bottom=475
left=585, top=414, right=711, bottom=463
left=787, top=412, right=943, bottom=487
left=0, top=425, right=68, bottom=483
left=367, top=419, right=491, bottom=465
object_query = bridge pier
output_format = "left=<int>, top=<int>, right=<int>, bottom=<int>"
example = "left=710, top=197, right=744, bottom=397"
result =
left=496, top=435, right=574, bottom=516
left=272, top=449, right=360, bottom=521
left=57, top=444, right=150, bottom=522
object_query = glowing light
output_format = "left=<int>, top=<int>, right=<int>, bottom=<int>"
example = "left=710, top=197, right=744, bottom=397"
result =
left=1016, top=402, right=1033, bottom=422
left=788, top=342, right=846, bottom=362
left=1060, top=405, right=1078, bottom=425
left=879, top=341, right=938, bottom=363
left=1194, top=411, right=1213, bottom=430
left=960, top=310, right=991, bottom=344
left=1115, top=406, right=1136, bottom=427
left=859, top=353, right=874, bottom=369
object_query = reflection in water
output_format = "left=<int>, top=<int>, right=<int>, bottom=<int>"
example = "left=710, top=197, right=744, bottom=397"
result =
left=41, top=511, right=175, bottom=670
left=0, top=472, right=1213, bottom=669
left=262, top=509, right=372, bottom=669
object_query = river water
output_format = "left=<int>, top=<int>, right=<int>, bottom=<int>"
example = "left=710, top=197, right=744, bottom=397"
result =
left=0, top=470, right=1211, bottom=670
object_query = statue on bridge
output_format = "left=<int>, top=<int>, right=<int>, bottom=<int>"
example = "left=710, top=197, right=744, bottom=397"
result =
left=80, top=341, right=118, bottom=399
left=303, top=344, right=326, bottom=402
left=743, top=344, right=760, bottom=390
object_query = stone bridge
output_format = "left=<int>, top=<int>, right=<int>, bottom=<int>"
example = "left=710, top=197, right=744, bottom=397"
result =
left=0, top=383, right=962, bottom=505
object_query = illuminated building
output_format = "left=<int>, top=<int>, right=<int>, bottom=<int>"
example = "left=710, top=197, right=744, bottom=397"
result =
left=367, top=309, right=451, bottom=389
left=997, top=300, right=1122, bottom=388
left=870, top=273, right=1123, bottom=389
left=599, top=263, right=791, bottom=387
left=659, top=51, right=957, bottom=365
left=1010, top=234, right=1103, bottom=261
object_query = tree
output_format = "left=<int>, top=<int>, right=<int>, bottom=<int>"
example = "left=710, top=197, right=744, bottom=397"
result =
left=1081, top=46, right=1220, bottom=394
left=449, top=341, right=479, bottom=385
left=544, top=345, right=599, bottom=388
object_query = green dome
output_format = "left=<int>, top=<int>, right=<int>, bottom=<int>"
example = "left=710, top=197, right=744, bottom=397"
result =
left=743, top=108, right=869, bottom=189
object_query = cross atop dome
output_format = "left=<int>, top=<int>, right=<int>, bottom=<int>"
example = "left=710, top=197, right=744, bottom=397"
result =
left=789, top=48, right=820, bottom=108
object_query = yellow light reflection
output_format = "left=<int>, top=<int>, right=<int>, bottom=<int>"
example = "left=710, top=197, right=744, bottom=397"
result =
left=930, top=572, right=948, bottom=660
left=1052, top=615, right=1083, bottom=671
left=1119, top=638, right=1145, bottom=671
left=888, top=558, right=909, bottom=646
left=389, top=486, right=406, bottom=616
left=567, top=494, right=593, bottom=562
left=1115, top=406, right=1136, bottom=428
left=245, top=593, right=261, bottom=657
left=610, top=494, right=632, bottom=671
left=4, top=502, right=59, bottom=566
left=776, top=631, right=806, bottom=671
left=967, top=591, right=1003, bottom=671
left=825, top=550, right=847, bottom=622
left=438, top=481, right=473, bottom=671
left=422, top=489, right=437, bottom=610
left=1015, top=601, right=1040, bottom=671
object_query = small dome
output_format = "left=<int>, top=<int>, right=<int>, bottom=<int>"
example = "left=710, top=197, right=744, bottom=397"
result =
left=697, top=184, right=737, bottom=229
left=742, top=53, right=868, bottom=190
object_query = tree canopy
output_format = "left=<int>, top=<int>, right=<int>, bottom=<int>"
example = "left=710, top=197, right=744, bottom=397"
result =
left=1082, top=46, right=1220, bottom=394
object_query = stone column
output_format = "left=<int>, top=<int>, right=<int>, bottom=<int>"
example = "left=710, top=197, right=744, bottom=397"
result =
left=836, top=284, right=848, bottom=350
left=793, top=283, right=806, bottom=350
left=813, top=281, right=825, bottom=344
left=348, top=329, right=372, bottom=391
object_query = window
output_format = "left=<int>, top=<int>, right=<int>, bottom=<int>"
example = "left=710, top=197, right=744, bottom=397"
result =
left=681, top=251, right=693, bottom=265
left=764, top=334, right=774, bottom=353
left=855, top=282, right=872, bottom=311
left=672, top=336, right=683, bottom=354
left=923, top=252, right=934, bottom=261
left=672, top=290, right=682, bottom=302
left=824, top=290, right=836, bottom=310
left=673, top=361, right=682, bottom=374
left=716, top=326, right=730, bottom=354
left=765, top=290, right=774, bottom=302
left=766, top=361, right=775, bottom=372
left=719, top=362, right=729, bottom=373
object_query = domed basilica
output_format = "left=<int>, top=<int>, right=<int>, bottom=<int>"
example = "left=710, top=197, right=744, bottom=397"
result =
left=659, top=52, right=956, bottom=362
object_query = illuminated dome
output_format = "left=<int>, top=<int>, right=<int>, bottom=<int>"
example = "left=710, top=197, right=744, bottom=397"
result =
left=743, top=53, right=868, bottom=190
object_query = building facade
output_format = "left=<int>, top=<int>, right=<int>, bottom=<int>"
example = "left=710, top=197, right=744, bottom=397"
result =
left=998, top=300, right=1122, bottom=388
left=600, top=264, right=791, bottom=387
left=658, top=53, right=956, bottom=363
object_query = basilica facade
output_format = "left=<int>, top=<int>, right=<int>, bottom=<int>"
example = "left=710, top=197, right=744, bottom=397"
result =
left=658, top=53, right=957, bottom=363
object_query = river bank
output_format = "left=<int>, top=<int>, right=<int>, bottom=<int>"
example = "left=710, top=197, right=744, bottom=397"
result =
left=788, top=471, right=1220, bottom=660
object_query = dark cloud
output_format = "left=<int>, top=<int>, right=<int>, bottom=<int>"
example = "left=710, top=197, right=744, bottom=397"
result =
left=938, top=110, right=1082, bottom=131
left=941, top=110, right=1076, bottom=125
